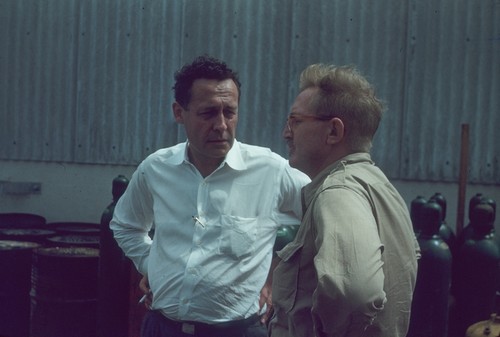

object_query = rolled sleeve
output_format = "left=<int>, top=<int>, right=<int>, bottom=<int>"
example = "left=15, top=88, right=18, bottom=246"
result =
left=110, top=167, right=154, bottom=275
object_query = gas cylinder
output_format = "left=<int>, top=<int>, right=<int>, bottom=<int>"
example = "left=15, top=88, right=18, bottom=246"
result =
left=407, top=200, right=452, bottom=337
left=410, top=195, right=427, bottom=237
left=274, top=225, right=297, bottom=252
left=288, top=224, right=300, bottom=240
left=486, top=197, right=497, bottom=215
left=429, top=192, right=457, bottom=254
left=457, top=194, right=496, bottom=248
left=482, top=197, right=498, bottom=246
left=452, top=202, right=500, bottom=337
left=99, top=175, right=128, bottom=231
left=453, top=194, right=492, bottom=297
left=97, top=175, right=130, bottom=337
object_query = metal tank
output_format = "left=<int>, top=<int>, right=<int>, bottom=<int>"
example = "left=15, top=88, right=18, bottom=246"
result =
left=30, top=246, right=100, bottom=337
left=452, top=202, right=500, bottom=337
left=410, top=195, right=427, bottom=237
left=407, top=200, right=452, bottom=337
left=0, top=213, right=46, bottom=229
left=274, top=225, right=297, bottom=252
left=429, top=192, right=457, bottom=254
left=457, top=194, right=496, bottom=249
left=0, top=240, right=40, bottom=337
left=96, top=175, right=132, bottom=337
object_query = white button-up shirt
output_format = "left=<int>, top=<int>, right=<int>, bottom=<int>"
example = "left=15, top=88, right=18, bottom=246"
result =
left=111, top=140, right=309, bottom=323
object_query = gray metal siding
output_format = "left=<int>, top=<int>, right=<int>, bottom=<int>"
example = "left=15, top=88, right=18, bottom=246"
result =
left=289, top=0, right=410, bottom=179
left=1, top=0, right=499, bottom=184
left=402, top=0, right=500, bottom=183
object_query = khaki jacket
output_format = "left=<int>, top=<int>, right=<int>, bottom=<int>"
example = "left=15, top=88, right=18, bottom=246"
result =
left=270, top=153, right=419, bottom=337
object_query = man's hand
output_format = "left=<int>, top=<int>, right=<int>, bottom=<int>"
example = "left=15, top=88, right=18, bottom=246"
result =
left=259, top=255, right=281, bottom=325
left=259, top=282, right=273, bottom=325
left=139, top=275, right=153, bottom=309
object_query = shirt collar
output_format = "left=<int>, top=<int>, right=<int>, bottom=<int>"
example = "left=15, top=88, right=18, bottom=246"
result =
left=169, top=142, right=188, bottom=165
left=224, top=140, right=247, bottom=171
left=172, top=140, right=247, bottom=171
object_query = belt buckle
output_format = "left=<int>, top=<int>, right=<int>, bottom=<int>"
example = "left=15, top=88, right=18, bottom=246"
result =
left=182, top=322, right=195, bottom=335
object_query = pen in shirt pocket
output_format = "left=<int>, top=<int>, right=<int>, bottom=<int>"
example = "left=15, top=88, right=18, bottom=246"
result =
left=192, top=215, right=205, bottom=228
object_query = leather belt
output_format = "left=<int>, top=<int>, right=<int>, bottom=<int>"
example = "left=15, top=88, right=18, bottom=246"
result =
left=155, top=311, right=260, bottom=336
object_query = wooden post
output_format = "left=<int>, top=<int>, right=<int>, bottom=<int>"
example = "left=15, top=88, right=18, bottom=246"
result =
left=456, top=124, right=469, bottom=235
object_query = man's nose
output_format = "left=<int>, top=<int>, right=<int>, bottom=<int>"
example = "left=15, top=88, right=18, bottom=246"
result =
left=213, top=112, right=228, bottom=131
left=283, top=122, right=292, bottom=138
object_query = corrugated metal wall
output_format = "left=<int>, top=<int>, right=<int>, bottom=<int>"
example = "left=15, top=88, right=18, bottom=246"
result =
left=403, top=0, right=500, bottom=184
left=1, top=0, right=499, bottom=184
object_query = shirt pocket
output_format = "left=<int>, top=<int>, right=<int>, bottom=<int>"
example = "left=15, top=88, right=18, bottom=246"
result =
left=218, top=214, right=258, bottom=259
left=274, top=241, right=303, bottom=313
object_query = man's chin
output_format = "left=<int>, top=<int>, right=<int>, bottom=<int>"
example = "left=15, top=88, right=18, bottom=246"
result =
left=207, top=144, right=231, bottom=157
left=208, top=139, right=232, bottom=148
left=288, top=155, right=298, bottom=168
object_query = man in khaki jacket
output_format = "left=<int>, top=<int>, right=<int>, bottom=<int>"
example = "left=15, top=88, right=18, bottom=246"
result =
left=269, top=64, right=420, bottom=337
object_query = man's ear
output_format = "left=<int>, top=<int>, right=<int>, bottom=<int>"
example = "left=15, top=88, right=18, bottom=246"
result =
left=327, top=117, right=345, bottom=144
left=172, top=102, right=185, bottom=123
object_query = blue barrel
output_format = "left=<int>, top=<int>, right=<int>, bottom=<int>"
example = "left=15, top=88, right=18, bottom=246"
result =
left=30, top=247, right=99, bottom=337
left=46, top=222, right=100, bottom=236
left=0, top=213, right=46, bottom=229
left=0, top=228, right=55, bottom=245
left=0, top=240, right=40, bottom=337
left=45, top=222, right=100, bottom=249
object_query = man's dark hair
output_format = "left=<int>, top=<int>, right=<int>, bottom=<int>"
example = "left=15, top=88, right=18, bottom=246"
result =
left=173, top=55, right=242, bottom=108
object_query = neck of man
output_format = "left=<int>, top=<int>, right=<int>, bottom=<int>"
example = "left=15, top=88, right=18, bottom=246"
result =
left=188, top=151, right=224, bottom=178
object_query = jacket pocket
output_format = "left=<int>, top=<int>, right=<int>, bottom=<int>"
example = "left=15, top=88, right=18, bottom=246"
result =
left=273, top=241, right=303, bottom=313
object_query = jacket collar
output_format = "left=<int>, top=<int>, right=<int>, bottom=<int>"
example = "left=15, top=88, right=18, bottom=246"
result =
left=302, top=152, right=373, bottom=211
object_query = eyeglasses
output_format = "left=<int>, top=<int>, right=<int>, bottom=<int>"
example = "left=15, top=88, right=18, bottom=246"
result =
left=286, top=113, right=333, bottom=133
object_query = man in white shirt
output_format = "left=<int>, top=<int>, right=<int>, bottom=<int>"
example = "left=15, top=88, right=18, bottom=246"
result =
left=110, top=55, right=309, bottom=337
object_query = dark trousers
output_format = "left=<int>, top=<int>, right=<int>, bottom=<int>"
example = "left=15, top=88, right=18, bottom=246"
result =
left=141, top=311, right=267, bottom=337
